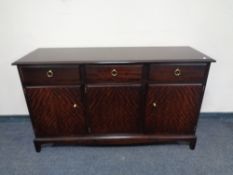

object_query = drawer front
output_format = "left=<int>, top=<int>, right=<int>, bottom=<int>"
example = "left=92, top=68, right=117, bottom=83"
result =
left=86, top=64, right=143, bottom=83
left=20, top=65, right=80, bottom=85
left=149, top=63, right=207, bottom=83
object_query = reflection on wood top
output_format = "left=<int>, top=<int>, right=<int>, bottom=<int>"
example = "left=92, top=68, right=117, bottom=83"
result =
left=12, top=46, right=215, bottom=65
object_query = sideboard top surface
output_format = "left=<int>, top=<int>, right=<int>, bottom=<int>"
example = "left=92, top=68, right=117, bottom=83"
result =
left=12, top=46, right=215, bottom=65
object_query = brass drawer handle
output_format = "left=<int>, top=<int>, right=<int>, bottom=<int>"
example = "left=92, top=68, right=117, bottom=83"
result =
left=174, top=68, right=181, bottom=77
left=47, top=70, right=53, bottom=78
left=111, top=69, right=118, bottom=77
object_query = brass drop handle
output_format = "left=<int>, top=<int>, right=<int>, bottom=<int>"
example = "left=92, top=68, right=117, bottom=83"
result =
left=47, top=70, right=53, bottom=78
left=111, top=69, right=118, bottom=77
left=73, top=103, right=77, bottom=108
left=152, top=102, right=157, bottom=108
left=174, top=68, right=181, bottom=77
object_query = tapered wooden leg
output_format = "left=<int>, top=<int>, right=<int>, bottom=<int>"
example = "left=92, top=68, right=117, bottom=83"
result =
left=189, top=138, right=197, bottom=150
left=34, top=141, right=41, bottom=152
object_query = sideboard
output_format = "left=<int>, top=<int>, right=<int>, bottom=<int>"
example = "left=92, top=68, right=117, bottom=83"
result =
left=12, top=47, right=215, bottom=152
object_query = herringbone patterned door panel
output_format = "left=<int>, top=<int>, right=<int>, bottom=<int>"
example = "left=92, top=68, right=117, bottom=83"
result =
left=145, top=85, right=203, bottom=134
left=26, top=87, right=86, bottom=137
left=87, top=85, right=142, bottom=134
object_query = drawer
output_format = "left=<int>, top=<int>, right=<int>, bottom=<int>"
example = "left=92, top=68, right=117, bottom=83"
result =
left=149, top=63, right=207, bottom=83
left=86, top=64, right=143, bottom=83
left=20, top=65, right=80, bottom=85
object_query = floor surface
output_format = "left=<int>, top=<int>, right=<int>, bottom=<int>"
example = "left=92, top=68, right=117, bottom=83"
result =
left=0, top=117, right=233, bottom=175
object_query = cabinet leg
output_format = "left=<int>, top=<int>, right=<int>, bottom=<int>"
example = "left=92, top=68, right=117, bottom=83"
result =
left=189, top=138, right=197, bottom=150
left=34, top=141, right=41, bottom=152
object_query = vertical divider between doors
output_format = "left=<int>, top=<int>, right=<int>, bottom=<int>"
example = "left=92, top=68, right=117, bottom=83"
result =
left=80, top=65, right=91, bottom=134
left=139, top=63, right=149, bottom=133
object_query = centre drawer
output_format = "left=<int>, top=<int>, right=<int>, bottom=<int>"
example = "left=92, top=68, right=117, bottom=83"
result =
left=19, top=65, right=80, bottom=85
left=149, top=63, right=207, bottom=83
left=85, top=64, right=143, bottom=83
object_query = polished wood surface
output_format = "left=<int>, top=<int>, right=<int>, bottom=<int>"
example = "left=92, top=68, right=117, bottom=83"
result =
left=20, top=65, right=80, bottom=85
left=149, top=63, right=207, bottom=83
left=33, top=134, right=197, bottom=152
left=25, top=87, right=86, bottom=137
left=145, top=85, right=203, bottom=134
left=86, top=85, right=142, bottom=134
left=12, top=47, right=215, bottom=65
left=13, top=47, right=215, bottom=152
left=86, top=64, right=143, bottom=83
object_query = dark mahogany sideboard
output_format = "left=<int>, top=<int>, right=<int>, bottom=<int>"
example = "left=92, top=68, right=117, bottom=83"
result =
left=12, top=47, right=215, bottom=152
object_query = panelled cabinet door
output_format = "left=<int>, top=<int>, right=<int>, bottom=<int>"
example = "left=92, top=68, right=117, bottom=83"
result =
left=25, top=87, right=86, bottom=137
left=86, top=85, right=142, bottom=134
left=145, top=85, right=203, bottom=134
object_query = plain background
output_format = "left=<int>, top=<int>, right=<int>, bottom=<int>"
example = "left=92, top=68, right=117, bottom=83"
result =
left=0, top=0, right=232, bottom=115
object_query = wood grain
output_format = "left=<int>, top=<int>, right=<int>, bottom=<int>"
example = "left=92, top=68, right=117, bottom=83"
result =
left=86, top=85, right=142, bottom=134
left=149, top=63, right=207, bottom=83
left=25, top=87, right=86, bottom=137
left=85, top=64, right=143, bottom=83
left=145, top=84, right=203, bottom=134
left=20, top=65, right=80, bottom=85
left=13, top=47, right=215, bottom=152
left=12, top=47, right=215, bottom=65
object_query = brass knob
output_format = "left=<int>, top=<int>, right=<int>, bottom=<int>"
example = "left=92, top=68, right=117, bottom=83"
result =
left=73, top=104, right=77, bottom=108
left=174, top=68, right=181, bottom=77
left=152, top=102, right=157, bottom=108
left=47, top=70, right=53, bottom=78
left=111, top=69, right=118, bottom=77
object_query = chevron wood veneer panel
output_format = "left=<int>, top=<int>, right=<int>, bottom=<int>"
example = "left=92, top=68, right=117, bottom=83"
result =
left=86, top=85, right=142, bottom=134
left=25, top=87, right=86, bottom=137
left=145, top=85, right=203, bottom=134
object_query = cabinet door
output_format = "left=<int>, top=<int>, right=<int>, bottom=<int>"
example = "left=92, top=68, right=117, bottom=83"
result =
left=25, top=87, right=86, bottom=137
left=145, top=85, right=203, bottom=134
left=86, top=85, right=142, bottom=134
